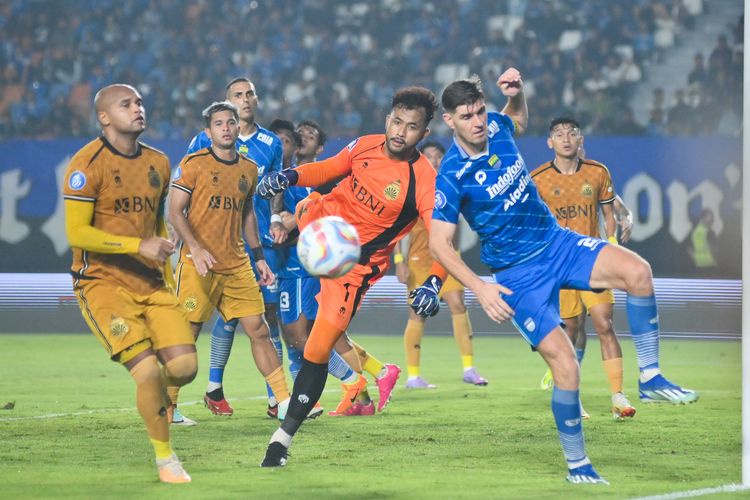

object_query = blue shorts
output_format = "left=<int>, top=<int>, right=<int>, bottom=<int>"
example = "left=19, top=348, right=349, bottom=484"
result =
left=278, top=276, right=320, bottom=325
left=492, top=229, right=608, bottom=347
left=250, top=245, right=280, bottom=305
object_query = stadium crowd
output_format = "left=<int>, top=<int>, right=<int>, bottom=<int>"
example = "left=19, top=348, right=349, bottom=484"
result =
left=0, top=0, right=741, bottom=139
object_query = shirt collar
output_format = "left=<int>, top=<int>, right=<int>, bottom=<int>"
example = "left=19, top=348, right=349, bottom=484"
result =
left=452, top=136, right=489, bottom=161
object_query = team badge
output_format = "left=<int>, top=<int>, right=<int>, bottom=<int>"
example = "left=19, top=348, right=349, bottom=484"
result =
left=581, top=183, right=593, bottom=198
left=148, top=166, right=160, bottom=188
left=239, top=144, right=249, bottom=155
left=434, top=190, right=447, bottom=209
left=523, top=317, right=536, bottom=332
left=384, top=180, right=401, bottom=200
left=238, top=174, right=250, bottom=194
left=488, top=154, right=500, bottom=168
left=184, top=294, right=198, bottom=312
left=211, top=170, right=220, bottom=185
left=68, top=171, right=87, bottom=190
left=172, top=166, right=182, bottom=181
left=553, top=186, right=562, bottom=196
left=110, top=316, right=130, bottom=337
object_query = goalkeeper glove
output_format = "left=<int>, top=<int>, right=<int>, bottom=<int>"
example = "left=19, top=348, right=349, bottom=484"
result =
left=257, top=169, right=298, bottom=199
left=408, top=275, right=442, bottom=317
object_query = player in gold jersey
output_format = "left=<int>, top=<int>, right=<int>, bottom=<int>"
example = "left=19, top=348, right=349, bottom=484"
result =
left=395, top=142, right=487, bottom=388
left=531, top=117, right=636, bottom=420
left=168, top=102, right=291, bottom=418
left=63, top=84, right=196, bottom=483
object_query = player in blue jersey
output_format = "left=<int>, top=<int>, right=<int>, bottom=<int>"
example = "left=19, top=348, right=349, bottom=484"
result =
left=185, top=77, right=287, bottom=420
left=426, top=69, right=698, bottom=484
left=270, top=119, right=373, bottom=417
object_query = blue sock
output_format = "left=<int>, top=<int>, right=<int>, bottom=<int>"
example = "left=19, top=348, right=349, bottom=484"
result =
left=575, top=348, right=585, bottom=365
left=208, top=317, right=237, bottom=389
left=287, top=346, right=303, bottom=381
left=551, top=387, right=589, bottom=468
left=328, top=349, right=355, bottom=381
left=626, top=294, right=660, bottom=372
left=266, top=313, right=283, bottom=400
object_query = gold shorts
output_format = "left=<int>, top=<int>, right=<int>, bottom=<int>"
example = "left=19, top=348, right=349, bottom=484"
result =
left=73, top=279, right=194, bottom=361
left=175, top=260, right=265, bottom=323
left=559, top=289, right=615, bottom=319
left=407, top=264, right=464, bottom=297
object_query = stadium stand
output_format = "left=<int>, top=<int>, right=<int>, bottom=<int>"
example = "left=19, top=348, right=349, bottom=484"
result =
left=0, top=0, right=742, bottom=139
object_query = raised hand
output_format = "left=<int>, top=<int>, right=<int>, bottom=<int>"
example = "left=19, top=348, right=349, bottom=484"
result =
left=497, top=67, right=523, bottom=97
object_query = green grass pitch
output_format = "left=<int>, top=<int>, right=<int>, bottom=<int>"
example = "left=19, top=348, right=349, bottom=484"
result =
left=0, top=332, right=741, bottom=499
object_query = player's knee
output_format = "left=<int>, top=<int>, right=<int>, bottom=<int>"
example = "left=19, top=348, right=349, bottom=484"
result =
left=303, top=341, right=331, bottom=364
left=627, top=258, right=653, bottom=294
left=446, top=297, right=466, bottom=315
left=164, top=353, right=198, bottom=386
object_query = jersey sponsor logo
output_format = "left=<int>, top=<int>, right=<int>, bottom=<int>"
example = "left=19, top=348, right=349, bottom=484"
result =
left=384, top=180, right=401, bottom=200
left=487, top=120, right=500, bottom=138
left=523, top=317, right=536, bottom=332
left=555, top=204, right=594, bottom=220
left=172, top=166, right=182, bottom=181
left=68, top=171, right=87, bottom=190
left=455, top=160, right=472, bottom=179
left=434, top=190, right=447, bottom=209
left=502, top=173, right=531, bottom=211
left=576, top=237, right=603, bottom=251
left=148, top=166, right=160, bottom=188
left=114, top=196, right=159, bottom=214
left=475, top=170, right=487, bottom=185
left=208, top=195, right=244, bottom=211
left=257, top=132, right=274, bottom=146
left=485, top=159, right=525, bottom=199
left=580, top=183, right=593, bottom=198
left=350, top=175, right=385, bottom=216
left=346, top=138, right=359, bottom=151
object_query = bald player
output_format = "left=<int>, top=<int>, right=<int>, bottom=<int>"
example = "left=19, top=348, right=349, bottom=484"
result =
left=64, top=84, right=197, bottom=483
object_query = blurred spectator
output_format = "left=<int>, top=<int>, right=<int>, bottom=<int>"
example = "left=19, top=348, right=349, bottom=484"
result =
left=687, top=52, right=708, bottom=86
left=0, top=0, right=738, bottom=139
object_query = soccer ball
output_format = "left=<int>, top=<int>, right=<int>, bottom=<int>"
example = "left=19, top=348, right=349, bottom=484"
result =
left=297, top=216, right=361, bottom=278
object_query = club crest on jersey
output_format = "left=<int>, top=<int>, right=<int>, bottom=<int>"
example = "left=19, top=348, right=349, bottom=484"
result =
left=68, top=171, right=87, bottom=190
left=183, top=294, right=198, bottom=312
left=238, top=174, right=250, bottom=194
left=238, top=144, right=249, bottom=155
left=434, top=190, right=447, bottom=209
left=110, top=316, right=130, bottom=337
left=553, top=186, right=562, bottom=196
left=148, top=166, right=160, bottom=188
left=488, top=154, right=500, bottom=168
left=384, top=180, right=401, bottom=200
left=211, top=170, right=220, bottom=185
left=581, top=183, right=594, bottom=198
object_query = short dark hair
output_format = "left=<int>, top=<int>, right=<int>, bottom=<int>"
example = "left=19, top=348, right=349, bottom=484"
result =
left=391, top=86, right=438, bottom=126
left=225, top=77, right=251, bottom=91
left=297, top=120, right=327, bottom=147
left=420, top=141, right=445, bottom=154
left=441, top=75, right=484, bottom=112
left=269, top=119, right=301, bottom=147
left=549, top=117, right=581, bottom=132
left=202, top=101, right=239, bottom=126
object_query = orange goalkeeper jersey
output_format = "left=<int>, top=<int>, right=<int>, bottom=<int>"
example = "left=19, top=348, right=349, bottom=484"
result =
left=295, top=134, right=436, bottom=269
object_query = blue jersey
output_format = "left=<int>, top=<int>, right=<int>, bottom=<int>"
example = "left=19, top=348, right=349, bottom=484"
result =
left=278, top=182, right=313, bottom=279
left=187, top=126, right=283, bottom=248
left=433, top=111, right=560, bottom=270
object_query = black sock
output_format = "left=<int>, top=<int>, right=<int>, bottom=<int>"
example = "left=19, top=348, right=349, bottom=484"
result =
left=280, top=358, right=328, bottom=436
left=206, top=387, right=224, bottom=401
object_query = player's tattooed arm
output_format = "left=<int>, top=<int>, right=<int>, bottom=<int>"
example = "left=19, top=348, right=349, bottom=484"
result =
left=270, top=192, right=289, bottom=244
left=613, top=194, right=633, bottom=243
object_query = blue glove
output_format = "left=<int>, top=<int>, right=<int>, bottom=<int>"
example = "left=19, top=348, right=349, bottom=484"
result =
left=257, top=169, right=298, bottom=199
left=408, top=275, right=442, bottom=317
